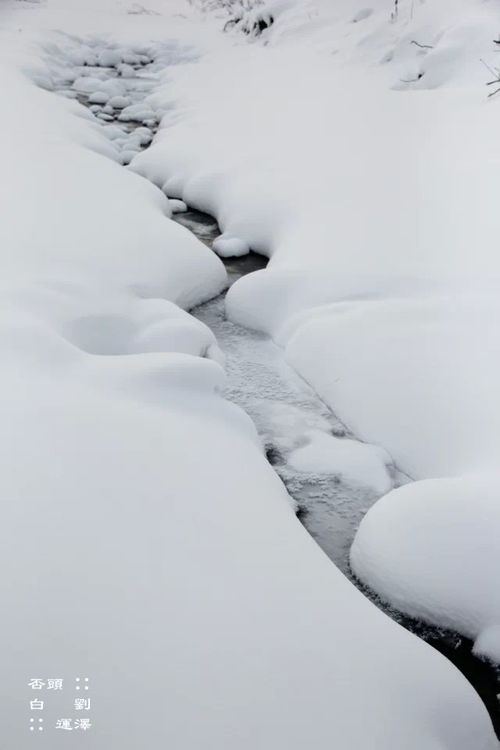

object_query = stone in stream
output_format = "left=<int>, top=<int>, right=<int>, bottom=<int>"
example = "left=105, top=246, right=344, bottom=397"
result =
left=97, top=49, right=123, bottom=68
left=108, top=95, right=131, bottom=109
left=88, top=91, right=108, bottom=105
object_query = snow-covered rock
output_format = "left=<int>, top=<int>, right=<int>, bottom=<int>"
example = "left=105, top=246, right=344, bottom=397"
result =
left=97, top=48, right=122, bottom=68
left=72, top=75, right=102, bottom=93
left=129, top=126, right=153, bottom=146
left=213, top=235, right=250, bottom=257
left=108, top=94, right=131, bottom=109
left=118, top=103, right=156, bottom=122
left=88, top=90, right=108, bottom=104
left=117, top=62, right=136, bottom=77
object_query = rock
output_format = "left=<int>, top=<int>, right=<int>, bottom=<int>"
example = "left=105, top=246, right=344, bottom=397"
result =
left=97, top=49, right=122, bottom=68
left=88, top=91, right=108, bottom=105
left=107, top=95, right=131, bottom=110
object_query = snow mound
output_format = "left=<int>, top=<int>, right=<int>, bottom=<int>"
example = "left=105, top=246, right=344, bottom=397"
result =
left=288, top=430, right=393, bottom=494
left=108, top=94, right=131, bottom=109
left=169, top=198, right=188, bottom=213
left=213, top=235, right=250, bottom=258
left=351, top=475, right=500, bottom=663
left=88, top=90, right=109, bottom=104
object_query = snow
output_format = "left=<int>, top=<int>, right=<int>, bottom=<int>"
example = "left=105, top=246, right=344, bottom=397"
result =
left=213, top=235, right=250, bottom=258
left=169, top=198, right=188, bottom=213
left=128, top=0, right=500, bottom=655
left=88, top=90, right=108, bottom=104
left=107, top=94, right=131, bottom=109
left=0, top=0, right=497, bottom=747
left=131, top=0, right=500, bottom=482
left=288, top=430, right=393, bottom=495
left=350, top=476, right=500, bottom=664
left=97, top=48, right=123, bottom=67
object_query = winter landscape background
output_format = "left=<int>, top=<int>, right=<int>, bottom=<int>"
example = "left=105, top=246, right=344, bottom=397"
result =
left=1, top=0, right=500, bottom=747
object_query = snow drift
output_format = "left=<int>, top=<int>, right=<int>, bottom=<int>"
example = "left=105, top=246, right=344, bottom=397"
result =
left=0, top=0, right=497, bottom=747
left=351, top=475, right=500, bottom=664
left=130, top=0, right=500, bottom=654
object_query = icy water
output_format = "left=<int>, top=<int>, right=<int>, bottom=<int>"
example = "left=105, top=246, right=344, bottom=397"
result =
left=177, top=209, right=398, bottom=573
left=49, top=39, right=500, bottom=738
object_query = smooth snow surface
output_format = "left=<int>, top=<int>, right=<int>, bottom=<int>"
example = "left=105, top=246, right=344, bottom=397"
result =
left=0, top=0, right=498, bottom=748
left=130, top=0, right=500, bottom=657
left=351, top=476, right=500, bottom=664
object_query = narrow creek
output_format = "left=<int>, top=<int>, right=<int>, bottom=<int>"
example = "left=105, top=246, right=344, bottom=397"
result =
left=48, top=38, right=500, bottom=737
left=178, top=208, right=399, bottom=574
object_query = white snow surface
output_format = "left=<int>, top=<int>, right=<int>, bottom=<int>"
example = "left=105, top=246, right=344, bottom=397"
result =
left=130, top=0, right=500, bottom=655
left=351, top=476, right=500, bottom=664
left=133, top=8, right=500, bottom=481
left=0, top=0, right=497, bottom=748
left=213, top=234, right=250, bottom=257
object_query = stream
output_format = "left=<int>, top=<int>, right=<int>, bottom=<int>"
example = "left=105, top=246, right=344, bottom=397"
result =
left=48, top=38, right=500, bottom=738
left=177, top=208, right=400, bottom=574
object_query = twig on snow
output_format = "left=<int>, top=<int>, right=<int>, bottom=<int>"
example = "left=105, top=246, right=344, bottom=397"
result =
left=411, top=40, right=433, bottom=50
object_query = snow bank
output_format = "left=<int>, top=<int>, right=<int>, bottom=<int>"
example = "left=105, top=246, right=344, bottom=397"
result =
left=351, top=475, right=500, bottom=663
left=0, top=68, right=225, bottom=307
left=132, top=0, right=500, bottom=484
left=1, top=332, right=496, bottom=749
left=0, top=0, right=497, bottom=747
left=129, top=0, right=500, bottom=669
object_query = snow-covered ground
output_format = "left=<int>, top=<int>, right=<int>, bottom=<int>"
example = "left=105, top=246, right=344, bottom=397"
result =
left=129, top=0, right=500, bottom=662
left=0, top=0, right=498, bottom=747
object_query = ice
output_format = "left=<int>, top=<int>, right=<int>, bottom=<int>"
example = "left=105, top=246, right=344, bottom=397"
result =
left=288, top=430, right=393, bottom=495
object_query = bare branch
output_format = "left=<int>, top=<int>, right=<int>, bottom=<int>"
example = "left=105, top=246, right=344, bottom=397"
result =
left=480, top=58, right=499, bottom=78
left=411, top=40, right=433, bottom=50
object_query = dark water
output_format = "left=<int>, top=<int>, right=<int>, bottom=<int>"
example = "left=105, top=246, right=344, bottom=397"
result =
left=174, top=208, right=267, bottom=283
